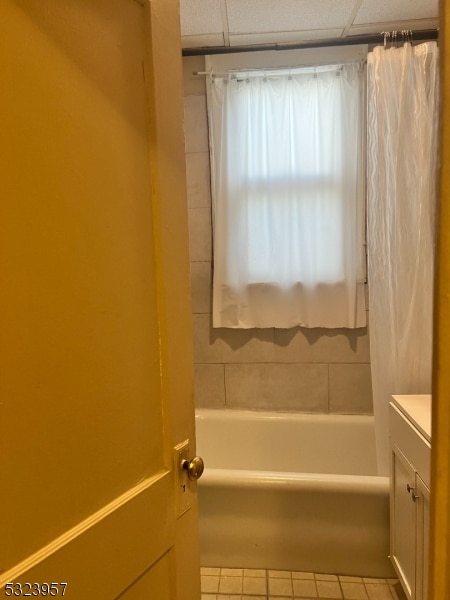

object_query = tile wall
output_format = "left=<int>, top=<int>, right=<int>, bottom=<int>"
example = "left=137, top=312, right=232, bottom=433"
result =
left=183, top=56, right=373, bottom=415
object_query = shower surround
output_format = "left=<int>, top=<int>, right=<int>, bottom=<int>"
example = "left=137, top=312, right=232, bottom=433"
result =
left=183, top=55, right=373, bottom=416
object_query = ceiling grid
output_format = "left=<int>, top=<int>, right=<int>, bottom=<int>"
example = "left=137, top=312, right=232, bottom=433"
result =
left=220, top=0, right=230, bottom=47
left=342, top=0, right=366, bottom=38
left=179, top=0, right=439, bottom=49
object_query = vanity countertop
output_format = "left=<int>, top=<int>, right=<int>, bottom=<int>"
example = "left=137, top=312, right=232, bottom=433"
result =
left=392, top=394, right=432, bottom=443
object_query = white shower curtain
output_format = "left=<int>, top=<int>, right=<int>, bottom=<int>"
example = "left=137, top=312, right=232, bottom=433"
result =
left=367, top=42, right=439, bottom=475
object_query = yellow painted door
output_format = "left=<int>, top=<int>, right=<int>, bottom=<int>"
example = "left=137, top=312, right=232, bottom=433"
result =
left=0, top=1, right=200, bottom=598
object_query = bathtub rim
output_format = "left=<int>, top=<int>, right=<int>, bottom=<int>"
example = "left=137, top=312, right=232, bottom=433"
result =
left=195, top=407, right=376, bottom=425
left=200, top=467, right=389, bottom=494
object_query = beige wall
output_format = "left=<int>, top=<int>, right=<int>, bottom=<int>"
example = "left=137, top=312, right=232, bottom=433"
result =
left=183, top=55, right=373, bottom=414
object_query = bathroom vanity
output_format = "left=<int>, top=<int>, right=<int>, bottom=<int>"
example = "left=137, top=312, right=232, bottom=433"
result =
left=389, top=395, right=431, bottom=600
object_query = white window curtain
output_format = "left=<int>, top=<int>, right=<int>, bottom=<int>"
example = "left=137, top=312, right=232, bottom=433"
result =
left=207, top=62, right=366, bottom=329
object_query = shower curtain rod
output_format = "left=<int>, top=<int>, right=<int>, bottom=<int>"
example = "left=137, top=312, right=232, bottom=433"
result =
left=182, top=28, right=438, bottom=57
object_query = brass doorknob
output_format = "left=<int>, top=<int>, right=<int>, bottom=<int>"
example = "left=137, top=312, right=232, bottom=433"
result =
left=181, top=456, right=205, bottom=481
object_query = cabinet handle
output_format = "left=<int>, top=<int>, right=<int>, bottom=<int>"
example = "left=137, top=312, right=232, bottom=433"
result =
left=406, top=483, right=420, bottom=502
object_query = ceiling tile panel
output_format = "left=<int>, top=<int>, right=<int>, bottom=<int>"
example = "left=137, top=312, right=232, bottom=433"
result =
left=226, top=0, right=357, bottom=33
left=354, top=0, right=438, bottom=25
left=349, top=19, right=439, bottom=37
left=180, top=0, right=224, bottom=35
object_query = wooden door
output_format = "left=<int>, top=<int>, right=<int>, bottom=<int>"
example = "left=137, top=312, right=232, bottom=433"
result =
left=0, top=0, right=200, bottom=598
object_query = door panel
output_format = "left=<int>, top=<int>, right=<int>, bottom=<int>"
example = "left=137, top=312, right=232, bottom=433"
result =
left=390, top=448, right=415, bottom=599
left=117, top=552, right=174, bottom=600
left=3, top=475, right=174, bottom=597
left=415, top=475, right=430, bottom=600
left=0, top=0, right=199, bottom=597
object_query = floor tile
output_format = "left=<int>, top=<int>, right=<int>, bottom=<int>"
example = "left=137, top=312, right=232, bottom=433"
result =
left=202, top=567, right=221, bottom=576
left=365, top=583, right=394, bottom=600
left=269, top=570, right=292, bottom=578
left=201, top=567, right=401, bottom=600
left=202, top=576, right=220, bottom=594
left=219, top=576, right=243, bottom=594
left=243, top=577, right=267, bottom=595
left=244, top=569, right=267, bottom=578
left=292, top=578, right=317, bottom=597
left=269, top=577, right=293, bottom=596
left=292, top=572, right=315, bottom=580
left=341, top=582, right=368, bottom=600
left=316, top=580, right=343, bottom=598
left=222, top=568, right=244, bottom=576
left=315, top=574, right=339, bottom=582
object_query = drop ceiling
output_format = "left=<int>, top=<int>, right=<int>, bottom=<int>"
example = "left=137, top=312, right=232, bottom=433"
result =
left=179, top=0, right=439, bottom=49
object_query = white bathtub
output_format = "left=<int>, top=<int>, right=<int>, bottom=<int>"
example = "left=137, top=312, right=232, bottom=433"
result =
left=195, top=408, right=394, bottom=577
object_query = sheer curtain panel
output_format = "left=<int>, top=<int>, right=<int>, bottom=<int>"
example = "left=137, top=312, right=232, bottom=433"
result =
left=207, top=63, right=366, bottom=329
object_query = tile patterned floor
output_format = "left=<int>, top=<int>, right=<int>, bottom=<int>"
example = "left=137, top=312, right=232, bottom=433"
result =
left=200, top=568, right=407, bottom=600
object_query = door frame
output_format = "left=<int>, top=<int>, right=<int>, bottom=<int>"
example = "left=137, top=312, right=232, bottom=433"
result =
left=430, top=1, right=450, bottom=598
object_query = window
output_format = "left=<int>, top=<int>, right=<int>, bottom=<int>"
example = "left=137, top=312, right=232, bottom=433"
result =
left=206, top=52, right=366, bottom=329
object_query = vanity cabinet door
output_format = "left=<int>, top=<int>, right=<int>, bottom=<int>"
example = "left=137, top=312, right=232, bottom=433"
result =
left=415, top=474, right=430, bottom=600
left=391, top=447, right=416, bottom=600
